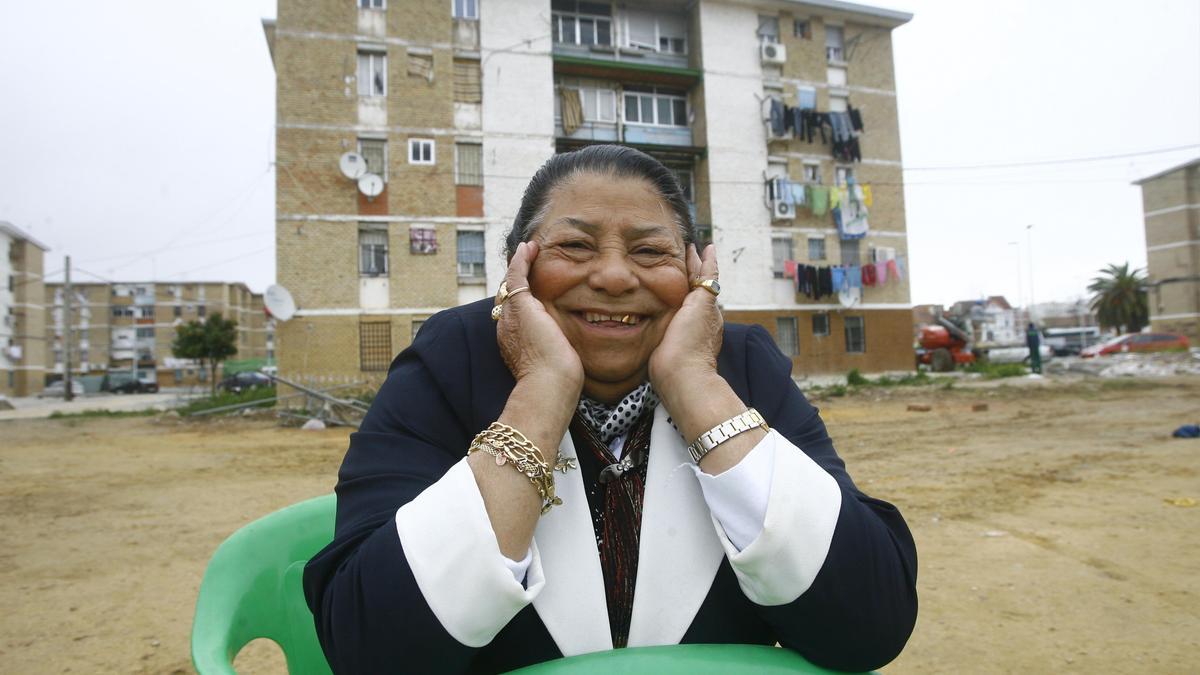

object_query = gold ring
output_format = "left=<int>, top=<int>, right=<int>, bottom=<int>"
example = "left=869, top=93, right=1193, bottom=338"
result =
left=690, top=279, right=721, bottom=297
left=491, top=304, right=504, bottom=321
left=505, top=286, right=530, bottom=301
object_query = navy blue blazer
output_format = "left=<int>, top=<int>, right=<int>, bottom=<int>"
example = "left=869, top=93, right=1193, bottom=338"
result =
left=303, top=298, right=917, bottom=674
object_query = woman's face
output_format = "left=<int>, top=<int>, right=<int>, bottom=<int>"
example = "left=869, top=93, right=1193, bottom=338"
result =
left=528, top=172, right=689, bottom=403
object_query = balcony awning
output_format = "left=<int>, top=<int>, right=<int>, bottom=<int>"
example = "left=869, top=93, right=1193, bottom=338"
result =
left=553, top=54, right=702, bottom=88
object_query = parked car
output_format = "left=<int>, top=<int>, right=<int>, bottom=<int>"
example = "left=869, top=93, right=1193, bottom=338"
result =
left=38, top=380, right=86, bottom=398
left=218, top=371, right=273, bottom=394
left=1080, top=332, right=1191, bottom=358
left=103, top=372, right=160, bottom=394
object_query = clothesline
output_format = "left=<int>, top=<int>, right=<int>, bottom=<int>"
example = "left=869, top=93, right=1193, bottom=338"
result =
left=786, top=254, right=906, bottom=301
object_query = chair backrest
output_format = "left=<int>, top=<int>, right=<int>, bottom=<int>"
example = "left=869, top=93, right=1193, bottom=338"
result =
left=191, top=494, right=336, bottom=675
left=508, top=643, right=864, bottom=674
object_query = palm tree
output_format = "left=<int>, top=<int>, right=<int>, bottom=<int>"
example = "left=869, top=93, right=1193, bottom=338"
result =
left=1087, top=262, right=1149, bottom=334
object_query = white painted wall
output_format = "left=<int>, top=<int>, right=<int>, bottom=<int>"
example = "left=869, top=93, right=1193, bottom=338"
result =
left=480, top=0, right=556, bottom=291
left=697, top=1, right=775, bottom=309
left=0, top=232, right=14, bottom=372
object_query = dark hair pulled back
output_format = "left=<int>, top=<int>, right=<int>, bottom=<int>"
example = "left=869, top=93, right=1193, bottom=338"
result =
left=503, top=144, right=696, bottom=260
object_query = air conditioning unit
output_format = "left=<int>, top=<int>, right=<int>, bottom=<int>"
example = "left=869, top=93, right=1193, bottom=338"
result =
left=761, top=42, right=787, bottom=65
left=772, top=198, right=795, bottom=220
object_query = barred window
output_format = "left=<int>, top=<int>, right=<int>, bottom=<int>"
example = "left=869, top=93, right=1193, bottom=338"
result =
left=457, top=230, right=485, bottom=277
left=410, top=226, right=438, bottom=254
left=772, top=236, right=792, bottom=278
left=844, top=316, right=865, bottom=353
left=808, top=236, right=826, bottom=261
left=775, top=317, right=799, bottom=357
left=359, top=322, right=392, bottom=371
left=359, top=227, right=389, bottom=276
left=358, top=138, right=387, bottom=180
left=840, top=238, right=860, bottom=266
left=455, top=143, right=482, bottom=186
left=453, top=59, right=482, bottom=103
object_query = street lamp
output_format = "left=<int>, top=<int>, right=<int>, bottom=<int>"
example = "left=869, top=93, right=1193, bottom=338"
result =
left=1026, top=224, right=1035, bottom=323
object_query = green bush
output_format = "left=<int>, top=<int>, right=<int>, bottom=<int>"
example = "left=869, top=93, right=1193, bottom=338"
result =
left=846, top=369, right=870, bottom=386
left=964, top=362, right=1027, bottom=379
left=178, top=386, right=277, bottom=416
left=49, top=408, right=159, bottom=420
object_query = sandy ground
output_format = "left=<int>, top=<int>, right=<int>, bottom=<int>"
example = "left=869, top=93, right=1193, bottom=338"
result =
left=0, top=377, right=1197, bottom=674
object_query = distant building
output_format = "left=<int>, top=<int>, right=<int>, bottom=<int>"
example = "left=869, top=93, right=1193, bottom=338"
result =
left=265, top=0, right=917, bottom=388
left=911, top=303, right=943, bottom=337
left=946, top=296, right=1020, bottom=345
left=1134, top=158, right=1199, bottom=342
left=0, top=221, right=49, bottom=397
left=43, top=281, right=273, bottom=388
left=1031, top=299, right=1097, bottom=332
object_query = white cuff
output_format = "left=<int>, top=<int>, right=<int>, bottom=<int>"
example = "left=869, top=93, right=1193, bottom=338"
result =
left=395, top=458, right=545, bottom=647
left=503, top=549, right=533, bottom=584
left=691, top=434, right=775, bottom=551
left=710, top=429, right=842, bottom=606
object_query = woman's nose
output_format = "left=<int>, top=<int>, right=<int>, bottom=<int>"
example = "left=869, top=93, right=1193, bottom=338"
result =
left=587, top=249, right=638, bottom=296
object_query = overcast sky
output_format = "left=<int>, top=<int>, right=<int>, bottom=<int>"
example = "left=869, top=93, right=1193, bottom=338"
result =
left=2, top=0, right=1198, bottom=309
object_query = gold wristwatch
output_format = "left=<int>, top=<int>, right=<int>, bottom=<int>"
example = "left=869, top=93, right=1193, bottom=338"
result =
left=687, top=408, right=770, bottom=463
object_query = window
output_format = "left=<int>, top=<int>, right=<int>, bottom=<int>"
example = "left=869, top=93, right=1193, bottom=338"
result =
left=803, top=163, right=820, bottom=183
left=812, top=313, right=830, bottom=337
left=829, top=94, right=848, bottom=113
left=772, top=236, right=792, bottom=279
left=671, top=168, right=694, bottom=203
left=457, top=230, right=486, bottom=278
left=808, top=236, right=826, bottom=261
left=360, top=0, right=384, bottom=8
left=452, top=0, right=478, bottom=19
left=359, top=227, right=389, bottom=276
left=453, top=59, right=482, bottom=103
left=552, top=1, right=612, bottom=47
left=410, top=226, right=438, bottom=254
left=840, top=238, right=860, bottom=266
left=173, top=305, right=182, bottom=318
left=796, top=86, right=817, bottom=111
left=136, top=327, right=154, bottom=339
left=776, top=317, right=799, bottom=357
left=455, top=143, right=482, bottom=185
left=411, top=320, right=425, bottom=338
left=835, top=166, right=855, bottom=186
left=625, top=9, right=687, bottom=55
left=623, top=88, right=687, bottom=127
left=558, top=80, right=617, bottom=123
left=826, top=25, right=844, bottom=62
left=359, top=321, right=393, bottom=371
left=358, top=138, right=387, bottom=179
left=844, top=316, right=865, bottom=353
left=357, top=51, right=386, bottom=96
left=174, top=369, right=183, bottom=384
left=409, top=138, right=435, bottom=165
left=112, top=306, right=134, bottom=318
left=757, top=15, right=780, bottom=43
left=794, top=19, right=811, bottom=39
left=198, top=305, right=207, bottom=318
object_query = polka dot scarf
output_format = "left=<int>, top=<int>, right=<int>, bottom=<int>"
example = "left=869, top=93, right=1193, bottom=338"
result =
left=576, top=382, right=660, bottom=447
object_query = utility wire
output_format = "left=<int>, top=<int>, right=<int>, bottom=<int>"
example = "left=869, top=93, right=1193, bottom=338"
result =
left=902, top=143, right=1200, bottom=171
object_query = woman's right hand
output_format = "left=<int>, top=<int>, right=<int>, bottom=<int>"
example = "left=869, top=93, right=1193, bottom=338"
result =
left=496, top=241, right=584, bottom=397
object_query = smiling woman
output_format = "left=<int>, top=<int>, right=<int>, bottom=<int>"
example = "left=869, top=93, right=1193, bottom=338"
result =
left=303, top=145, right=918, bottom=674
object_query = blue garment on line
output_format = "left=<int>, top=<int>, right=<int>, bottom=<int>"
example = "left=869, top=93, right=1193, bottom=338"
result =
left=831, top=267, right=845, bottom=292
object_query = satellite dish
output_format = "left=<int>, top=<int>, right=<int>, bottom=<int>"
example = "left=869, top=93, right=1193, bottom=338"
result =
left=838, top=286, right=861, bottom=308
left=264, top=284, right=297, bottom=321
left=358, top=173, right=384, bottom=198
left=339, top=152, right=368, bottom=179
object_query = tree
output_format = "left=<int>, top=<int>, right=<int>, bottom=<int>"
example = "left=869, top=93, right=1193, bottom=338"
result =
left=1087, top=262, right=1149, bottom=335
left=172, top=313, right=239, bottom=396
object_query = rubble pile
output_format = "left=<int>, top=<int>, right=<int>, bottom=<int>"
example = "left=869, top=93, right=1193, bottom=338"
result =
left=1048, top=351, right=1200, bottom=378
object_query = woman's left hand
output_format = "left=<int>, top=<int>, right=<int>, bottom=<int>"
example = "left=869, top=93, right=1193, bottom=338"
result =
left=648, top=243, right=723, bottom=400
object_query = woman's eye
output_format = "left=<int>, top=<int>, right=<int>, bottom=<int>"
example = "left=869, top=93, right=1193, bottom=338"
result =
left=634, top=247, right=665, bottom=256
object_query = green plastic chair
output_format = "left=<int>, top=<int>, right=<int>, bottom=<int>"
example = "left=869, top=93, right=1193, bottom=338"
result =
left=191, top=493, right=336, bottom=675
left=191, top=494, right=867, bottom=674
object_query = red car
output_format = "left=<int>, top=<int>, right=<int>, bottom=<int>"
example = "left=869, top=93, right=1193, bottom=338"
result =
left=1080, top=332, right=1191, bottom=358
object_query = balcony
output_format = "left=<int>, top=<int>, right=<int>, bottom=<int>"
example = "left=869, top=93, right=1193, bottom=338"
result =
left=555, top=81, right=700, bottom=154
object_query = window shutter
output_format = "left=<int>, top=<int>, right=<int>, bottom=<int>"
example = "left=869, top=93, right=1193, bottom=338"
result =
left=453, top=60, right=482, bottom=103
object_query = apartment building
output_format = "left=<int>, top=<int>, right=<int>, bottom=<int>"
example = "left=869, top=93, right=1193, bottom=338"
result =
left=1135, top=158, right=1200, bottom=342
left=266, top=0, right=914, bottom=387
left=44, top=281, right=274, bottom=387
left=1, top=221, right=49, bottom=397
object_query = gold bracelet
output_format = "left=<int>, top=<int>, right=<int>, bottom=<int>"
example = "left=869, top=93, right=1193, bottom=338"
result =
left=468, top=422, right=576, bottom=514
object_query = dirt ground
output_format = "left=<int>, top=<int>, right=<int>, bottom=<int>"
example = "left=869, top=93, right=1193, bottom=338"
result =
left=1, top=377, right=1197, bottom=674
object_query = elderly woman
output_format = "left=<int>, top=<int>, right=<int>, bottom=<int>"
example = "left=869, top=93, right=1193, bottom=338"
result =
left=303, top=145, right=917, bottom=673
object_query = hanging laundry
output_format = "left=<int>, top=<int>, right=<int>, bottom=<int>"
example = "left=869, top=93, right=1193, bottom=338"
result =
left=848, top=104, right=865, bottom=132
left=862, top=262, right=877, bottom=287
left=875, top=260, right=888, bottom=284
left=830, top=187, right=841, bottom=209
left=848, top=264, right=862, bottom=289
left=837, top=187, right=870, bottom=240
left=895, top=255, right=906, bottom=281
left=784, top=259, right=798, bottom=279
left=777, top=177, right=796, bottom=206
left=819, top=266, right=833, bottom=299
left=768, top=98, right=786, bottom=138
left=789, top=181, right=807, bottom=207
left=831, top=266, right=845, bottom=292
left=560, top=88, right=584, bottom=135
left=886, top=258, right=899, bottom=283
left=809, top=185, right=829, bottom=216
left=862, top=184, right=873, bottom=207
